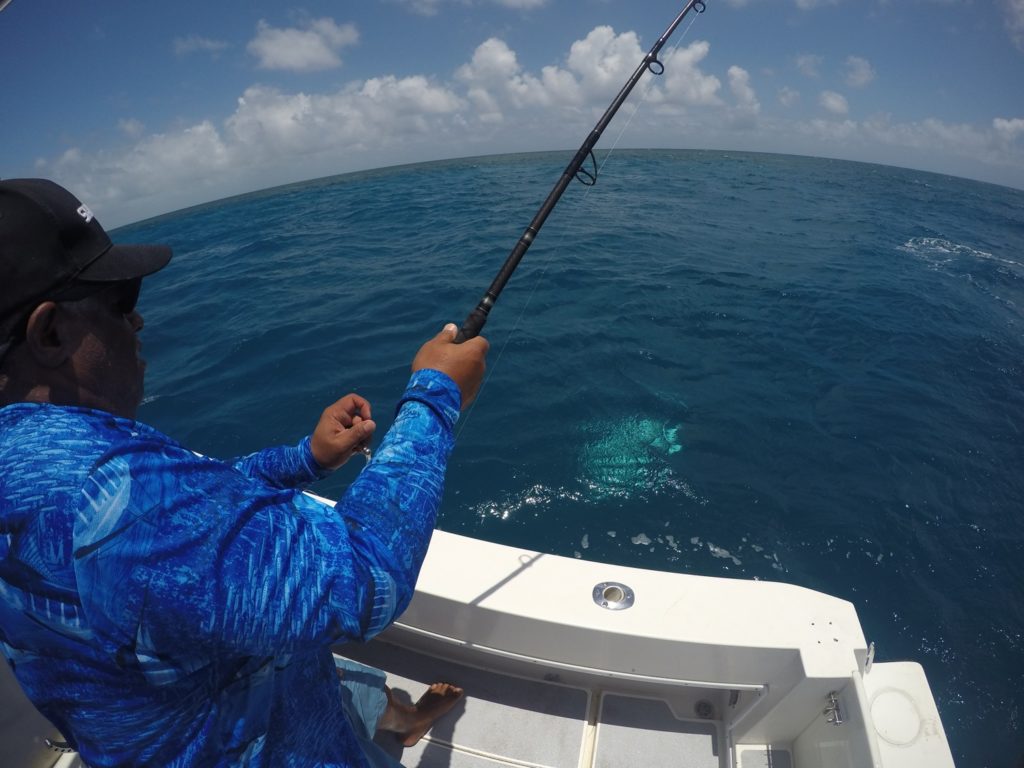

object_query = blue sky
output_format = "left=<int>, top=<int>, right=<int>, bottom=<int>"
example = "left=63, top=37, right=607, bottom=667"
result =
left=2, top=0, right=1022, bottom=226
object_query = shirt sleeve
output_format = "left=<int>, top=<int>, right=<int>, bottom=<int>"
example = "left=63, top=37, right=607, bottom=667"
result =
left=332, top=368, right=461, bottom=635
left=229, top=435, right=328, bottom=490
left=72, top=369, right=461, bottom=670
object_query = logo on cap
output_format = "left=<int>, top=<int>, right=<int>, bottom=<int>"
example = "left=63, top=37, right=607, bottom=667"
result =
left=77, top=204, right=94, bottom=223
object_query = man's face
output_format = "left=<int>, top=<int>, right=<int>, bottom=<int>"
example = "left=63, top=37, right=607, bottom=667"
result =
left=66, top=279, right=147, bottom=418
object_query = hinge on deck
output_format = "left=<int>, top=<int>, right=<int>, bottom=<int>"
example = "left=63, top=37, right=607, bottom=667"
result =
left=823, top=691, right=844, bottom=725
left=45, top=738, right=75, bottom=753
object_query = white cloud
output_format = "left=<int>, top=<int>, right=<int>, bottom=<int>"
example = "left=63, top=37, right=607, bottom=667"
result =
left=38, top=73, right=464, bottom=222
left=658, top=40, right=723, bottom=108
left=820, top=90, right=849, bottom=115
left=722, top=0, right=839, bottom=6
left=46, top=122, right=233, bottom=215
left=397, top=0, right=547, bottom=16
left=855, top=116, right=1014, bottom=170
left=727, top=66, right=760, bottom=128
left=778, top=86, right=800, bottom=107
left=728, top=67, right=758, bottom=109
left=459, top=38, right=520, bottom=83
left=796, top=54, right=822, bottom=78
left=225, top=77, right=464, bottom=157
left=120, top=123, right=232, bottom=181
left=173, top=35, right=229, bottom=57
left=44, top=26, right=723, bottom=225
left=16, top=25, right=722, bottom=225
left=456, top=37, right=580, bottom=116
left=397, top=0, right=442, bottom=15
left=795, top=0, right=839, bottom=9
left=721, top=0, right=839, bottom=7
left=31, top=26, right=1024, bottom=226
left=1004, top=0, right=1024, bottom=51
left=802, top=118, right=859, bottom=142
left=456, top=29, right=722, bottom=115
left=247, top=18, right=359, bottom=72
left=844, top=56, right=875, bottom=88
left=567, top=26, right=645, bottom=99
left=793, top=114, right=1022, bottom=176
left=994, top=117, right=1024, bottom=142
left=118, top=118, right=145, bottom=138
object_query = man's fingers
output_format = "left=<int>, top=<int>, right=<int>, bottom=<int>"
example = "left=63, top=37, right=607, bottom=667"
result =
left=332, top=415, right=375, bottom=447
left=323, top=395, right=371, bottom=428
left=347, top=419, right=376, bottom=446
left=463, top=335, right=489, bottom=354
left=311, top=394, right=376, bottom=469
left=336, top=393, right=371, bottom=420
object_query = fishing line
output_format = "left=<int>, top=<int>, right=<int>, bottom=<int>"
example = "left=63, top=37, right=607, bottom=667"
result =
left=455, top=3, right=709, bottom=438
left=455, top=180, right=596, bottom=439
left=594, top=11, right=704, bottom=176
left=454, top=0, right=710, bottom=343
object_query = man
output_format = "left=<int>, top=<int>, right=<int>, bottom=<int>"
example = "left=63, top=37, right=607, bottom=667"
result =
left=0, top=179, right=489, bottom=766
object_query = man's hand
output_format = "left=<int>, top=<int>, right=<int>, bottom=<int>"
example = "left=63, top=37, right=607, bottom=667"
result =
left=412, top=323, right=489, bottom=410
left=310, top=394, right=376, bottom=470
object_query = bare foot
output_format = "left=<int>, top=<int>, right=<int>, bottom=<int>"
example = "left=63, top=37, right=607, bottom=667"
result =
left=400, top=683, right=464, bottom=747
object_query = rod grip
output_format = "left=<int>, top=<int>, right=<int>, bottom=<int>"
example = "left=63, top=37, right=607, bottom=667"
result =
left=454, top=306, right=489, bottom=344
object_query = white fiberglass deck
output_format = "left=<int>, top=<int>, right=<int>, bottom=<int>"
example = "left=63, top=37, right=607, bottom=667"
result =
left=341, top=639, right=728, bottom=768
left=335, top=528, right=955, bottom=768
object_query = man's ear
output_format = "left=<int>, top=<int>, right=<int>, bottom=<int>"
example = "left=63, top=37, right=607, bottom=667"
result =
left=23, top=302, right=73, bottom=368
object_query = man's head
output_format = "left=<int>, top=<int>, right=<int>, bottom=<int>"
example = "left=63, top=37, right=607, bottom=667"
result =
left=0, top=179, right=172, bottom=418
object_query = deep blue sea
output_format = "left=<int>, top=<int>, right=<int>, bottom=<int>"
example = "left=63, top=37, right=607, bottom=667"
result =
left=116, top=150, right=1023, bottom=767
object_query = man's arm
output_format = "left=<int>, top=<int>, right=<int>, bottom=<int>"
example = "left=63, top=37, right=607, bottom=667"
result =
left=73, top=325, right=487, bottom=669
left=74, top=376, right=452, bottom=667
left=331, top=368, right=460, bottom=636
left=228, top=435, right=328, bottom=489
left=230, top=393, right=376, bottom=489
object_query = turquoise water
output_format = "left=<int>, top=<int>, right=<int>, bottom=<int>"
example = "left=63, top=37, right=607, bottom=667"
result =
left=118, top=150, right=1024, bottom=767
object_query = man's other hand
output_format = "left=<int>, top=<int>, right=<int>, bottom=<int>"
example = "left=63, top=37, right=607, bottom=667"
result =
left=412, top=323, right=489, bottom=410
left=310, top=394, right=376, bottom=470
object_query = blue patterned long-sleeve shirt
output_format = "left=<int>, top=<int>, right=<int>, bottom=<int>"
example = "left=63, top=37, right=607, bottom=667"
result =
left=0, top=368, right=461, bottom=767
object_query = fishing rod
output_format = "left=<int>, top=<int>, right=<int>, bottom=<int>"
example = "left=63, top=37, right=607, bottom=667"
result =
left=455, top=0, right=709, bottom=343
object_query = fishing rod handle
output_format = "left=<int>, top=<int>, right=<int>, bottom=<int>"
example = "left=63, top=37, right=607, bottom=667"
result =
left=454, top=301, right=492, bottom=343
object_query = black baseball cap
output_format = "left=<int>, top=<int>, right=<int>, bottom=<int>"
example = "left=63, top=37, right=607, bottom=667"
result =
left=0, top=179, right=172, bottom=319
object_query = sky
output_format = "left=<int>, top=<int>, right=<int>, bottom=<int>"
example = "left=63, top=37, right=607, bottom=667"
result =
left=1, top=0, right=1022, bottom=227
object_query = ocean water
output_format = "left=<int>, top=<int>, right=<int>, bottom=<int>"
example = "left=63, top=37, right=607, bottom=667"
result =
left=117, top=150, right=1023, bottom=767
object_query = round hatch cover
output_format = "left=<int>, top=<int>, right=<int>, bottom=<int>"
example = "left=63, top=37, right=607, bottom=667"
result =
left=870, top=688, right=922, bottom=746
